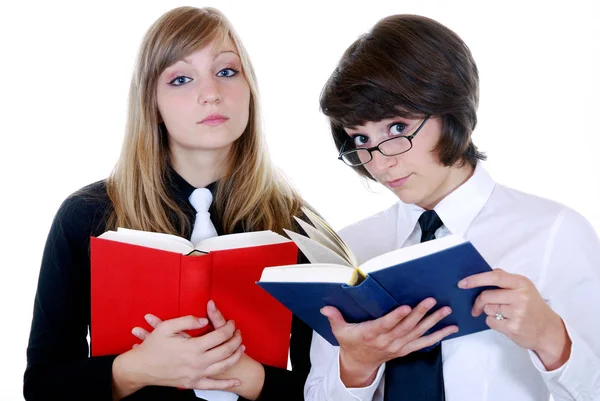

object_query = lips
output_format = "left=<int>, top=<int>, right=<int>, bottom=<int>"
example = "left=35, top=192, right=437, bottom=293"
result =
left=199, top=114, right=229, bottom=126
left=387, top=174, right=412, bottom=188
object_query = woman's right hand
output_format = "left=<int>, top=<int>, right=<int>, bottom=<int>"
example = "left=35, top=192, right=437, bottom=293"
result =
left=320, top=297, right=458, bottom=388
left=111, top=315, right=244, bottom=399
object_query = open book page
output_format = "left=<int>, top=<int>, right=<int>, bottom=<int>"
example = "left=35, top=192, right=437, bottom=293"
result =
left=300, top=207, right=359, bottom=266
left=293, top=217, right=355, bottom=266
left=259, top=263, right=355, bottom=284
left=360, top=234, right=467, bottom=274
left=98, top=229, right=290, bottom=254
left=195, top=230, right=290, bottom=252
left=98, top=228, right=194, bottom=254
left=283, top=229, right=352, bottom=267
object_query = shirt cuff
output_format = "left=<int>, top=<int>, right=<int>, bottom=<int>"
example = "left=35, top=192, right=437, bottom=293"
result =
left=323, top=347, right=385, bottom=401
left=528, top=320, right=600, bottom=400
left=193, top=389, right=239, bottom=401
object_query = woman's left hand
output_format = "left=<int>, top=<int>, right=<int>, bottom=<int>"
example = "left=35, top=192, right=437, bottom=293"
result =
left=459, top=268, right=571, bottom=370
left=132, top=301, right=265, bottom=400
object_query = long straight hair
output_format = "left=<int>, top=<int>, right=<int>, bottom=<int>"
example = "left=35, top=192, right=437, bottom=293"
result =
left=106, top=7, right=303, bottom=235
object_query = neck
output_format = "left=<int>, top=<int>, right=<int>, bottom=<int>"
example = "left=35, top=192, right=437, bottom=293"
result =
left=169, top=145, right=231, bottom=188
left=419, top=162, right=475, bottom=210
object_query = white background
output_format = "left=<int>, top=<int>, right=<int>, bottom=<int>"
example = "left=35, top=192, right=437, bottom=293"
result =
left=0, top=1, right=598, bottom=399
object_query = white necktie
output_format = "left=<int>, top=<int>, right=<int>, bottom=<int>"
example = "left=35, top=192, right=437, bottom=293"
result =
left=189, top=188, right=218, bottom=245
left=189, top=189, right=238, bottom=401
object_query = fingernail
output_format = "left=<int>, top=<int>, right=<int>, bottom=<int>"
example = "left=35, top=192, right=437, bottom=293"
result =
left=132, top=328, right=140, bottom=336
left=240, top=345, right=246, bottom=352
left=198, top=318, right=208, bottom=326
left=320, top=308, right=325, bottom=315
left=425, top=298, right=436, bottom=308
left=208, top=300, right=216, bottom=312
left=458, top=279, right=467, bottom=288
left=234, top=380, right=241, bottom=387
left=144, top=314, right=153, bottom=324
left=444, top=307, right=452, bottom=315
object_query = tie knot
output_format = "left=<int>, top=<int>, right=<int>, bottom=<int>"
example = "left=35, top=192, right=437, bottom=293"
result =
left=189, top=188, right=213, bottom=213
left=418, top=210, right=443, bottom=242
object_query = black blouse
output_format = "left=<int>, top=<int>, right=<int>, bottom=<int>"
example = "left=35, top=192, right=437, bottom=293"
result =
left=24, top=170, right=312, bottom=401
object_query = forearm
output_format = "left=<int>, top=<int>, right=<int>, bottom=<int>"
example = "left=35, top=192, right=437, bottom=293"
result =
left=305, top=332, right=384, bottom=401
left=112, top=353, right=146, bottom=400
left=339, top=348, right=380, bottom=388
left=528, top=319, right=600, bottom=401
left=209, top=354, right=264, bottom=400
left=533, top=315, right=571, bottom=371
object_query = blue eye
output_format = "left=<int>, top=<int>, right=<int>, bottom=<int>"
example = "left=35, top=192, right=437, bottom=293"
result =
left=217, top=68, right=239, bottom=78
left=390, top=123, right=407, bottom=135
left=169, top=76, right=192, bottom=86
left=352, top=135, right=369, bottom=147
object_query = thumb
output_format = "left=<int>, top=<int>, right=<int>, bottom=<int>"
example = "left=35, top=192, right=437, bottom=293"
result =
left=320, top=306, right=347, bottom=329
left=207, top=300, right=227, bottom=329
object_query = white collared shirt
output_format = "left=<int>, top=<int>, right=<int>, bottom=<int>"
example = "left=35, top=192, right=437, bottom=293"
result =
left=304, top=164, right=600, bottom=401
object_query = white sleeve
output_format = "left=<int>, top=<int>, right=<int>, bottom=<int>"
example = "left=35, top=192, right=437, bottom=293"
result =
left=532, top=208, right=600, bottom=401
left=193, top=390, right=238, bottom=400
left=304, top=331, right=385, bottom=401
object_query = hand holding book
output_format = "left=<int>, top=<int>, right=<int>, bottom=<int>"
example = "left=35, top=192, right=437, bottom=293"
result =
left=130, top=299, right=265, bottom=399
left=112, top=309, right=243, bottom=396
left=322, top=297, right=458, bottom=388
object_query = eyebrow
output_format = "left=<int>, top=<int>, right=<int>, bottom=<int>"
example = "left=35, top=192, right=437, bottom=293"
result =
left=180, top=50, right=240, bottom=65
left=214, top=50, right=240, bottom=59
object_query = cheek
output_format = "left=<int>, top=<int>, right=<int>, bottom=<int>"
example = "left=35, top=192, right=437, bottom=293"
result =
left=231, top=85, right=251, bottom=123
left=364, top=164, right=378, bottom=180
left=236, top=85, right=251, bottom=108
left=156, top=92, right=175, bottom=120
left=158, top=85, right=195, bottom=107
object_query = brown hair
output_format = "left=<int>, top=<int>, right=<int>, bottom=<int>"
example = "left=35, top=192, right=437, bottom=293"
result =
left=106, top=6, right=303, bottom=235
left=320, top=14, right=486, bottom=180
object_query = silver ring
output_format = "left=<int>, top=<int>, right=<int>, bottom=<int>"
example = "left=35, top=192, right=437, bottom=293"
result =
left=495, top=312, right=505, bottom=321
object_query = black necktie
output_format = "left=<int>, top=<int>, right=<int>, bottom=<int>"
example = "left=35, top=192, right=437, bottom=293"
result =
left=383, top=210, right=445, bottom=401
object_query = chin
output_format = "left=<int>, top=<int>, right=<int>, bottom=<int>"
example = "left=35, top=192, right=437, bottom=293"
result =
left=391, top=187, right=415, bottom=204
left=190, top=135, right=241, bottom=150
left=393, top=187, right=431, bottom=208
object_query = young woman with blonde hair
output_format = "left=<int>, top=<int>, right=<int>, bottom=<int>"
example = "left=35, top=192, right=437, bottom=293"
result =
left=24, top=7, right=312, bottom=401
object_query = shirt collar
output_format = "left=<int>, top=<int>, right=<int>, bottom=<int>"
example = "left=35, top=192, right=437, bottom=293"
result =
left=166, top=166, right=218, bottom=207
left=395, top=163, right=495, bottom=243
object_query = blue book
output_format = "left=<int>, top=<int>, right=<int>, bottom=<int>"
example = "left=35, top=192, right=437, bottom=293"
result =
left=257, top=208, right=495, bottom=346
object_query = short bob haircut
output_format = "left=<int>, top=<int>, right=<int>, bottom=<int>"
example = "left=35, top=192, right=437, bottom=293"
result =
left=320, top=14, right=486, bottom=180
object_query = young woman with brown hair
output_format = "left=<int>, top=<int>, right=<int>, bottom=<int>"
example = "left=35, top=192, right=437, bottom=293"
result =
left=305, top=14, right=600, bottom=401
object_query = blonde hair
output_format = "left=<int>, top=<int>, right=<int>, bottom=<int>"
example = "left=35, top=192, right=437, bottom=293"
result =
left=106, top=6, right=303, bottom=235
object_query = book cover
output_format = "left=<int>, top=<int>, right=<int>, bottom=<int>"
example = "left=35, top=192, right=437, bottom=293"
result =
left=257, top=208, right=495, bottom=346
left=90, top=230, right=298, bottom=369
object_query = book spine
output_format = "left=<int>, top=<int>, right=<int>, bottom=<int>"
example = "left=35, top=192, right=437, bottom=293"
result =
left=180, top=254, right=212, bottom=337
left=343, top=275, right=401, bottom=319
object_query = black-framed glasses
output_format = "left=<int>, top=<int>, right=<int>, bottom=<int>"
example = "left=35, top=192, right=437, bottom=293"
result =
left=338, top=115, right=431, bottom=167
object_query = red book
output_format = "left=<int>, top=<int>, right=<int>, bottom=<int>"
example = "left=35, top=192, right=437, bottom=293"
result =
left=90, top=229, right=297, bottom=369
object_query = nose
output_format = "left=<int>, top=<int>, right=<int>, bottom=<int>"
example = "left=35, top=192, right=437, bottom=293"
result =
left=197, top=78, right=222, bottom=104
left=369, top=149, right=397, bottom=174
